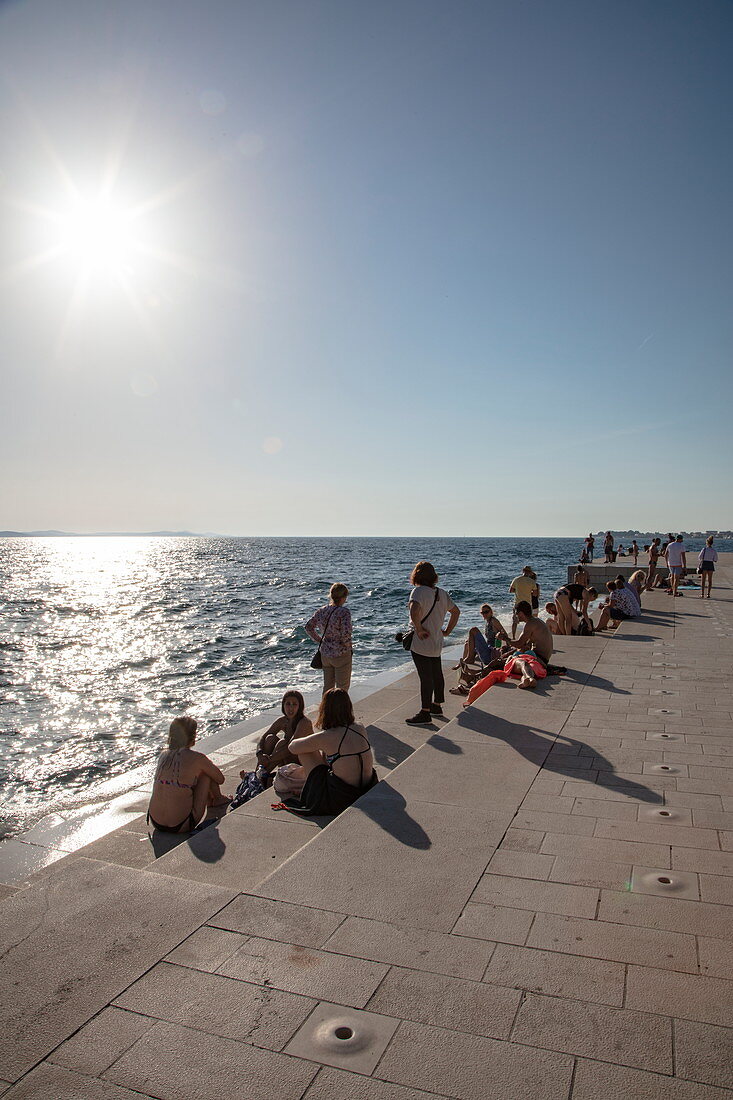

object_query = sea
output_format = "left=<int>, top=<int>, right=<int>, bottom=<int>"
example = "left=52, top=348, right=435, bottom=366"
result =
left=1, top=534, right=727, bottom=838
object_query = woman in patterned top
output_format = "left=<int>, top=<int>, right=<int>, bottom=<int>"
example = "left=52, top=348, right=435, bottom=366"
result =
left=305, top=583, right=353, bottom=694
left=147, top=716, right=228, bottom=833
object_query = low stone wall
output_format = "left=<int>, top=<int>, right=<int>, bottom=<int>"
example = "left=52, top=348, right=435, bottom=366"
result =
left=566, top=561, right=695, bottom=584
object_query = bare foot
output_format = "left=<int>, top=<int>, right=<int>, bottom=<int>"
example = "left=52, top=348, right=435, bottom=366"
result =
left=518, top=675, right=536, bottom=690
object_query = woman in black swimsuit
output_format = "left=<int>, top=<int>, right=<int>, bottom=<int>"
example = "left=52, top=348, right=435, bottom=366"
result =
left=147, top=716, right=228, bottom=833
left=275, top=689, right=377, bottom=816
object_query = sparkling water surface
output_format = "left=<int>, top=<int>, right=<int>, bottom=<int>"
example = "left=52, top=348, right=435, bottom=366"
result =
left=1, top=535, right=725, bottom=837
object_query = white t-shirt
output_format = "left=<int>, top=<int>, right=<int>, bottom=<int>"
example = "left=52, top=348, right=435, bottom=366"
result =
left=408, top=586, right=457, bottom=658
left=699, top=547, right=718, bottom=563
left=666, top=541, right=686, bottom=567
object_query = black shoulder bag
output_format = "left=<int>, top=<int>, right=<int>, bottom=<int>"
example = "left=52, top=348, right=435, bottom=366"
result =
left=395, top=588, right=440, bottom=652
left=311, top=608, right=336, bottom=669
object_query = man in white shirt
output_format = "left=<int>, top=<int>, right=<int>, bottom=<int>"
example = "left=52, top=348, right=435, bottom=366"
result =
left=665, top=535, right=687, bottom=598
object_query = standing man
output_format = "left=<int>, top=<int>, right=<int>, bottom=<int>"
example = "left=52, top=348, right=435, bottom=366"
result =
left=585, top=533, right=595, bottom=561
left=631, top=539, right=639, bottom=566
left=646, top=538, right=661, bottom=590
left=603, top=531, right=614, bottom=563
left=509, top=567, right=539, bottom=639
left=665, top=534, right=687, bottom=598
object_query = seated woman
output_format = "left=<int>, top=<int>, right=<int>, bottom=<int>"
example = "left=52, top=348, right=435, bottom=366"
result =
left=147, top=716, right=228, bottom=833
left=596, top=580, right=639, bottom=631
left=627, top=570, right=645, bottom=608
left=230, top=690, right=313, bottom=808
left=273, top=689, right=377, bottom=816
left=450, top=604, right=509, bottom=695
left=255, top=689, right=312, bottom=779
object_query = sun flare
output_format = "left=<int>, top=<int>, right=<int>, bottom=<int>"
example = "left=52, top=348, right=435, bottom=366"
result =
left=52, top=196, right=135, bottom=275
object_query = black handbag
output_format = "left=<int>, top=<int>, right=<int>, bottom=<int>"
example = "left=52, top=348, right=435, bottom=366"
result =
left=311, top=608, right=336, bottom=669
left=395, top=588, right=440, bottom=651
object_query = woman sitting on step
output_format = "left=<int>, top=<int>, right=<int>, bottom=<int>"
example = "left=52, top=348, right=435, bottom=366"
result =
left=272, top=689, right=377, bottom=817
left=147, top=716, right=229, bottom=833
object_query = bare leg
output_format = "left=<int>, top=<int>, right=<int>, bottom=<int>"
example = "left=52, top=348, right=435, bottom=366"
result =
left=556, top=594, right=574, bottom=635
left=293, top=750, right=327, bottom=779
left=512, top=658, right=536, bottom=689
left=453, top=629, right=478, bottom=669
left=596, top=606, right=611, bottom=631
left=190, top=774, right=212, bottom=827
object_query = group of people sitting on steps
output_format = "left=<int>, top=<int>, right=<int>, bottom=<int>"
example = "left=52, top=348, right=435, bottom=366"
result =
left=147, top=687, right=378, bottom=835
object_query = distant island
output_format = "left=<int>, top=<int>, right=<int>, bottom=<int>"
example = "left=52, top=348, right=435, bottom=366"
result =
left=0, top=530, right=222, bottom=538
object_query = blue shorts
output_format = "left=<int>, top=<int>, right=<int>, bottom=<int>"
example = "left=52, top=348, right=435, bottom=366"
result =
left=669, top=566, right=684, bottom=576
left=609, top=608, right=631, bottom=621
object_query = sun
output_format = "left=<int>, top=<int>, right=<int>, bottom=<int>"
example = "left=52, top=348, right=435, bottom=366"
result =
left=51, top=195, right=135, bottom=275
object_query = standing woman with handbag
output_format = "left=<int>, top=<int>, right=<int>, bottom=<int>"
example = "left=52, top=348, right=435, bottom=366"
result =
left=305, top=583, right=353, bottom=694
left=405, top=561, right=460, bottom=726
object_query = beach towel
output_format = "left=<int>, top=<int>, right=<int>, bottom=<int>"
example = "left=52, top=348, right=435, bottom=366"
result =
left=465, top=653, right=547, bottom=705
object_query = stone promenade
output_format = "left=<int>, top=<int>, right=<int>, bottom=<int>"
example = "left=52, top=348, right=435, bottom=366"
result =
left=1, top=558, right=732, bottom=1098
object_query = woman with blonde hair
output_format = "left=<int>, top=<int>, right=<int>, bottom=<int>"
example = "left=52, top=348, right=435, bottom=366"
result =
left=147, top=716, right=228, bottom=832
left=628, top=570, right=646, bottom=608
left=305, top=582, right=353, bottom=694
left=273, top=688, right=377, bottom=816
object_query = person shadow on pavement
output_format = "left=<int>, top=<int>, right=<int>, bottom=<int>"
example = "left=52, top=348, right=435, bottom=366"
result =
left=455, top=710, right=663, bottom=805
left=353, top=780, right=432, bottom=850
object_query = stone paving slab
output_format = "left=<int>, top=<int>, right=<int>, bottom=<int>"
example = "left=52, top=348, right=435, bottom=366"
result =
left=301, top=1067, right=452, bottom=1099
left=255, top=788, right=513, bottom=932
left=2, top=1064, right=150, bottom=1099
left=366, top=965, right=521, bottom=1040
left=483, top=941, right=625, bottom=1006
left=322, top=915, right=495, bottom=980
left=102, top=1019, right=319, bottom=1099
left=373, top=1019, right=574, bottom=1099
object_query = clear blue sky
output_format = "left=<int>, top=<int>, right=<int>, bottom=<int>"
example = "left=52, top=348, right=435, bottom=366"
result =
left=1, top=0, right=731, bottom=535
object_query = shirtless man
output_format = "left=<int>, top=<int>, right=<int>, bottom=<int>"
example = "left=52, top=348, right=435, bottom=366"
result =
left=512, top=601, right=553, bottom=662
left=646, top=538, right=661, bottom=590
left=573, top=565, right=590, bottom=591
left=509, top=600, right=554, bottom=687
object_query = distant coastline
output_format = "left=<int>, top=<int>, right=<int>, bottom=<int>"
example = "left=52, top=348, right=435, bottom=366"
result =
left=2, top=529, right=732, bottom=539
left=0, top=530, right=221, bottom=538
